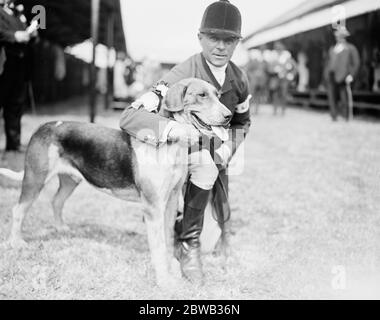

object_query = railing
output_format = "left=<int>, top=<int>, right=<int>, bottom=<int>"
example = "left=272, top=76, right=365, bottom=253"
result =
left=288, top=89, right=380, bottom=111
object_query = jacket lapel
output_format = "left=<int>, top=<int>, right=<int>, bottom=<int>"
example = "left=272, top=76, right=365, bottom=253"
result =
left=197, top=53, right=234, bottom=96
left=222, top=64, right=234, bottom=94
left=199, top=53, right=222, bottom=90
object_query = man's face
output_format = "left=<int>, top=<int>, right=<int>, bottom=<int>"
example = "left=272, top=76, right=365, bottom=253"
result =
left=334, top=33, right=347, bottom=43
left=198, top=32, right=239, bottom=67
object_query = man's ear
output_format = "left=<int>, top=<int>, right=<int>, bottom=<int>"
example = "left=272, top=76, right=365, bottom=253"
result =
left=163, top=80, right=190, bottom=112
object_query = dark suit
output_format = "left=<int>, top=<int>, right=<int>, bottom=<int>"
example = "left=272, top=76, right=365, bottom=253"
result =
left=326, top=42, right=360, bottom=120
left=0, top=5, right=29, bottom=150
left=0, top=46, right=5, bottom=74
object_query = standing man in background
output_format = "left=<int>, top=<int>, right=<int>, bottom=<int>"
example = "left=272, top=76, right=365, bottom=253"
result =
left=0, top=0, right=37, bottom=152
left=120, top=0, right=251, bottom=285
left=326, top=26, right=360, bottom=121
left=267, top=41, right=296, bottom=116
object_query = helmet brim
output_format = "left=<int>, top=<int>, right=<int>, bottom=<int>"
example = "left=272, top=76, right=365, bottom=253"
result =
left=199, top=28, right=242, bottom=39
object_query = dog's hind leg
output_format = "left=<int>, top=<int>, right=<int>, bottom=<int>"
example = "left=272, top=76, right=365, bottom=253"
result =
left=9, top=203, right=33, bottom=248
left=8, top=165, right=48, bottom=248
left=7, top=130, right=54, bottom=248
left=51, top=174, right=80, bottom=232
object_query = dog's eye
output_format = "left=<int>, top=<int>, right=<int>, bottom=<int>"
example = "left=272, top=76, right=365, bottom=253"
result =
left=198, top=93, right=207, bottom=98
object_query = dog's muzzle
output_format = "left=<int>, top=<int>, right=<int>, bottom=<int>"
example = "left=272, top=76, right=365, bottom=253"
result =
left=190, top=112, right=229, bottom=141
left=191, top=112, right=212, bottom=130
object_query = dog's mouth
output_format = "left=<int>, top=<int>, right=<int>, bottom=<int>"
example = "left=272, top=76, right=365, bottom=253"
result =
left=211, top=126, right=229, bottom=141
left=191, top=113, right=229, bottom=141
left=191, top=113, right=212, bottom=131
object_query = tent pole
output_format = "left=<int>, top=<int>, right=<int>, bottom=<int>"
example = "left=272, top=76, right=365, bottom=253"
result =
left=90, top=0, right=100, bottom=123
left=105, top=9, right=115, bottom=110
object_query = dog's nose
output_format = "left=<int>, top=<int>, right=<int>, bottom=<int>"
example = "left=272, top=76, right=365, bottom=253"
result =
left=224, top=112, right=232, bottom=123
left=223, top=108, right=232, bottom=123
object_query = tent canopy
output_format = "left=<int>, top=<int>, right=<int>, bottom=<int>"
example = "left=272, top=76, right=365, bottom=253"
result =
left=243, top=0, right=380, bottom=49
left=17, top=0, right=127, bottom=52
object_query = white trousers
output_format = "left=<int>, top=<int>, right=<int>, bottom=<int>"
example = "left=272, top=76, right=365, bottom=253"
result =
left=188, top=149, right=219, bottom=190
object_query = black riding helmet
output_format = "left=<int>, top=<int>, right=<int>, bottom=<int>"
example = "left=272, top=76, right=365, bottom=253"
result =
left=199, top=0, right=242, bottom=38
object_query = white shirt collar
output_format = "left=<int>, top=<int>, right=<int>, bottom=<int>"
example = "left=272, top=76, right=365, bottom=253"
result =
left=205, top=60, right=227, bottom=87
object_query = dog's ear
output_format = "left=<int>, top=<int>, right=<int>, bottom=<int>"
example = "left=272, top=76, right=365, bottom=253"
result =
left=163, top=79, right=192, bottom=112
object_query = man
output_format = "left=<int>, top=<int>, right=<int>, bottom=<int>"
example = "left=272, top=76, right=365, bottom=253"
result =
left=119, top=0, right=251, bottom=284
left=0, top=0, right=36, bottom=151
left=267, top=41, right=296, bottom=116
left=326, top=26, right=360, bottom=121
left=246, top=48, right=268, bottom=115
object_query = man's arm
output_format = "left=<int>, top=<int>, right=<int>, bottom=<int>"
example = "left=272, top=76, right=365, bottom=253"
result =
left=0, top=28, right=32, bottom=43
left=224, top=71, right=252, bottom=159
left=160, top=58, right=194, bottom=85
left=119, top=107, right=173, bottom=146
left=217, top=98, right=250, bottom=166
left=0, top=29, right=16, bottom=43
left=349, top=44, right=361, bottom=78
left=119, top=57, right=194, bottom=145
left=229, top=99, right=251, bottom=154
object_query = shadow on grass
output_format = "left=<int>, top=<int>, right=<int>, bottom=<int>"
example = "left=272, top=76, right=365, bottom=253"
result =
left=24, top=222, right=148, bottom=252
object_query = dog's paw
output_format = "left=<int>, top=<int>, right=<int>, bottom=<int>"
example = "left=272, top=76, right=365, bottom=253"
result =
left=54, top=223, right=70, bottom=233
left=156, top=275, right=180, bottom=291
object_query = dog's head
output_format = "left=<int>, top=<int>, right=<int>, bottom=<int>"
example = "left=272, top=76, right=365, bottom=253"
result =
left=161, top=78, right=232, bottom=141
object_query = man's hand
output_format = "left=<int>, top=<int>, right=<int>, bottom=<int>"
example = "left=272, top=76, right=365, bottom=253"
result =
left=131, top=91, right=160, bottom=112
left=29, top=29, right=38, bottom=38
left=167, top=122, right=200, bottom=146
left=214, top=144, right=232, bottom=168
left=14, top=31, right=31, bottom=43
left=345, top=74, right=353, bottom=84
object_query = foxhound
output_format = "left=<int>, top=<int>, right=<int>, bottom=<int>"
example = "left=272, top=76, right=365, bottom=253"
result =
left=0, top=78, right=232, bottom=289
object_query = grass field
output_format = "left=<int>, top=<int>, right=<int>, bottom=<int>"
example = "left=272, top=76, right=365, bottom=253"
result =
left=0, top=101, right=379, bottom=299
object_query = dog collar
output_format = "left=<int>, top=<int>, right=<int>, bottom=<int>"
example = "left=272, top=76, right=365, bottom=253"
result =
left=152, top=81, right=169, bottom=110
left=153, top=81, right=169, bottom=97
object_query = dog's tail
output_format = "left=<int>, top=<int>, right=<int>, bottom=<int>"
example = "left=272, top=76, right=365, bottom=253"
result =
left=0, top=168, right=24, bottom=181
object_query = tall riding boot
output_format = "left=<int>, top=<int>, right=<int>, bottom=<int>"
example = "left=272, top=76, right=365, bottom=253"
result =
left=177, top=182, right=210, bottom=284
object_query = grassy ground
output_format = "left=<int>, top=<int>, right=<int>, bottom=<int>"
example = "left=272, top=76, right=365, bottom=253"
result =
left=0, top=100, right=379, bottom=299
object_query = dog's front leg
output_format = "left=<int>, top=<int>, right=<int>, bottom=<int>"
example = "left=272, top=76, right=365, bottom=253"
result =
left=164, top=186, right=183, bottom=279
left=141, top=196, right=177, bottom=290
